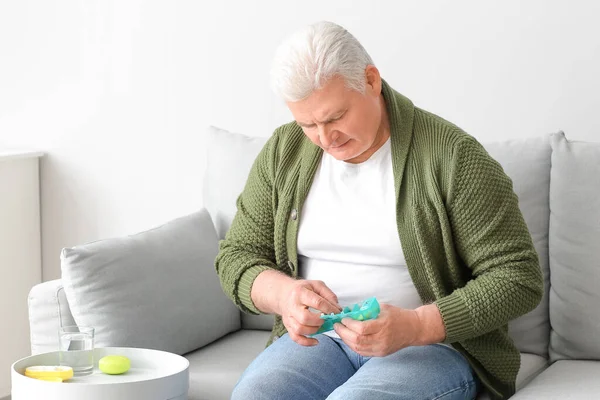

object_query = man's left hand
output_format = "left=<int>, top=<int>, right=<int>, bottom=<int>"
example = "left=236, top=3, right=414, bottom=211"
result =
left=333, top=303, right=445, bottom=357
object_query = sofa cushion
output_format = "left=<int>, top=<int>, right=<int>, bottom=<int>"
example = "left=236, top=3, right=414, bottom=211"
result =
left=61, top=209, right=241, bottom=356
left=548, top=132, right=600, bottom=362
left=185, top=330, right=271, bottom=400
left=514, top=353, right=550, bottom=390
left=483, top=136, right=552, bottom=357
left=476, top=352, right=549, bottom=399
left=509, top=360, right=600, bottom=399
left=203, top=126, right=274, bottom=331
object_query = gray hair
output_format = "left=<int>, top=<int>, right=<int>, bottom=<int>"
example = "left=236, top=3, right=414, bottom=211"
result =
left=270, top=21, right=374, bottom=102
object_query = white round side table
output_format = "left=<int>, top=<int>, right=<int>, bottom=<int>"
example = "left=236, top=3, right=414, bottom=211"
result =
left=11, top=347, right=189, bottom=400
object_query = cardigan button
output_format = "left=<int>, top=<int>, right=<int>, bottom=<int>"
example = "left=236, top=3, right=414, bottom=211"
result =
left=287, top=260, right=294, bottom=271
left=291, top=209, right=298, bottom=221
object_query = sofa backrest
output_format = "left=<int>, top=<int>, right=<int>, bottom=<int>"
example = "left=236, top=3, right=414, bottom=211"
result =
left=203, top=125, right=553, bottom=357
left=547, top=132, right=600, bottom=363
left=204, top=126, right=274, bottom=330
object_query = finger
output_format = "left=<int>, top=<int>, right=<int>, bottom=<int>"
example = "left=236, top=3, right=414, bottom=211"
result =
left=301, top=288, right=342, bottom=315
left=293, top=307, right=327, bottom=327
left=288, top=315, right=322, bottom=335
left=309, top=281, right=342, bottom=311
left=288, top=330, right=319, bottom=346
left=334, top=322, right=360, bottom=344
left=334, top=323, right=374, bottom=355
left=341, top=317, right=379, bottom=335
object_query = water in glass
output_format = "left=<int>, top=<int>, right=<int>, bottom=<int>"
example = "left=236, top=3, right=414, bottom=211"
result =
left=59, top=331, right=94, bottom=376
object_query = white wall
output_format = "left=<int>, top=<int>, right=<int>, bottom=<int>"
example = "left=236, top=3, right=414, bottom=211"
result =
left=1, top=0, right=599, bottom=283
left=0, top=155, right=42, bottom=398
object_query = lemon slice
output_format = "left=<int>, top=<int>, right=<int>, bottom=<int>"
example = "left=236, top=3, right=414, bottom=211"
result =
left=34, top=377, right=64, bottom=382
left=25, top=366, right=74, bottom=381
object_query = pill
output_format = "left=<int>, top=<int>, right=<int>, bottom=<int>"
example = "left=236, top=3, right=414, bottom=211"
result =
left=99, top=355, right=131, bottom=375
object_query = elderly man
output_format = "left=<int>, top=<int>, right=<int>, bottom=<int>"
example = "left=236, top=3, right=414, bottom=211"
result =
left=216, top=21, right=543, bottom=400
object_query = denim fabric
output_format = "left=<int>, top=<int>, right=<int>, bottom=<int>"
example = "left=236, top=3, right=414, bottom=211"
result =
left=232, top=333, right=480, bottom=400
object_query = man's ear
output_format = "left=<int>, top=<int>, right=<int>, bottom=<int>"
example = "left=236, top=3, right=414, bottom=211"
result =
left=365, top=65, right=382, bottom=94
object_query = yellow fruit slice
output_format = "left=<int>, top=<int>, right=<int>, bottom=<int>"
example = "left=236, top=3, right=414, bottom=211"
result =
left=25, top=366, right=73, bottom=381
left=35, top=377, right=64, bottom=382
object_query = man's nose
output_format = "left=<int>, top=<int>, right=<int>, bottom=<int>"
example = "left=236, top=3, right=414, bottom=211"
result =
left=318, top=125, right=339, bottom=148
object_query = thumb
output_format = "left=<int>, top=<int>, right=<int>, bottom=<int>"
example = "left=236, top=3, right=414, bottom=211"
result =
left=309, top=281, right=342, bottom=313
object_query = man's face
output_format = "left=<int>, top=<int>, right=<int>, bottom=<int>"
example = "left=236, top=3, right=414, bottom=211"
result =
left=286, top=71, right=384, bottom=164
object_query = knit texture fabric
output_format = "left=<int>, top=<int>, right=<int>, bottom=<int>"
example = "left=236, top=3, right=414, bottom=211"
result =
left=215, top=80, right=543, bottom=400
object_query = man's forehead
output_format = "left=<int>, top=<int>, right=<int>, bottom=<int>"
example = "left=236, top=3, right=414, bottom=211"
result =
left=290, top=98, right=347, bottom=123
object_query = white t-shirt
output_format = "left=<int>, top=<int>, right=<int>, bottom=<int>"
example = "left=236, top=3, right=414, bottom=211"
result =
left=297, top=138, right=424, bottom=338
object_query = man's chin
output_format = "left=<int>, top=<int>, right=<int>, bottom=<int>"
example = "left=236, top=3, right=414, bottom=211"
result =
left=328, top=149, right=362, bottom=162
left=326, top=141, right=355, bottom=159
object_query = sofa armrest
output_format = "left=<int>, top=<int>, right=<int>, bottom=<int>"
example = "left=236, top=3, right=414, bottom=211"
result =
left=28, top=279, right=75, bottom=355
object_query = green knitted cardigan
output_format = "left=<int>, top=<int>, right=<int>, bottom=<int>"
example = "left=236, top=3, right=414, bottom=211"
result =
left=215, top=80, right=543, bottom=399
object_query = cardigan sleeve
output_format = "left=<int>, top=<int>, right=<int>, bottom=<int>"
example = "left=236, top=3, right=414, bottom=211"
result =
left=214, top=131, right=280, bottom=315
left=435, top=136, right=544, bottom=344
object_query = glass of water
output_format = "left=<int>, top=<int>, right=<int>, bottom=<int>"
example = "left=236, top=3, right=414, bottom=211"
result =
left=59, top=325, right=95, bottom=376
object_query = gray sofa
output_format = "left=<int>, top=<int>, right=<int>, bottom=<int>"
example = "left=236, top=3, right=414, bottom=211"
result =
left=27, top=127, right=600, bottom=399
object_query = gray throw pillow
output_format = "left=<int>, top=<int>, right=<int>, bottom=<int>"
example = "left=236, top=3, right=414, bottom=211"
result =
left=548, top=132, right=600, bottom=362
left=61, top=209, right=241, bottom=355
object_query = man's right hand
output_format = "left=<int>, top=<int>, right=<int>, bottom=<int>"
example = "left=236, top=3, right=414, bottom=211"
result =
left=251, top=270, right=342, bottom=346
left=277, top=278, right=342, bottom=346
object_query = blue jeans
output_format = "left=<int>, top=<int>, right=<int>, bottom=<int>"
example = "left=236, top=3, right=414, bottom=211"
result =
left=232, top=333, right=480, bottom=400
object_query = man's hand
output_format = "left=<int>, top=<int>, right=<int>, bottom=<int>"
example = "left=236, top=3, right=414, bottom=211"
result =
left=250, top=270, right=341, bottom=346
left=277, top=279, right=342, bottom=346
left=333, top=303, right=446, bottom=357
